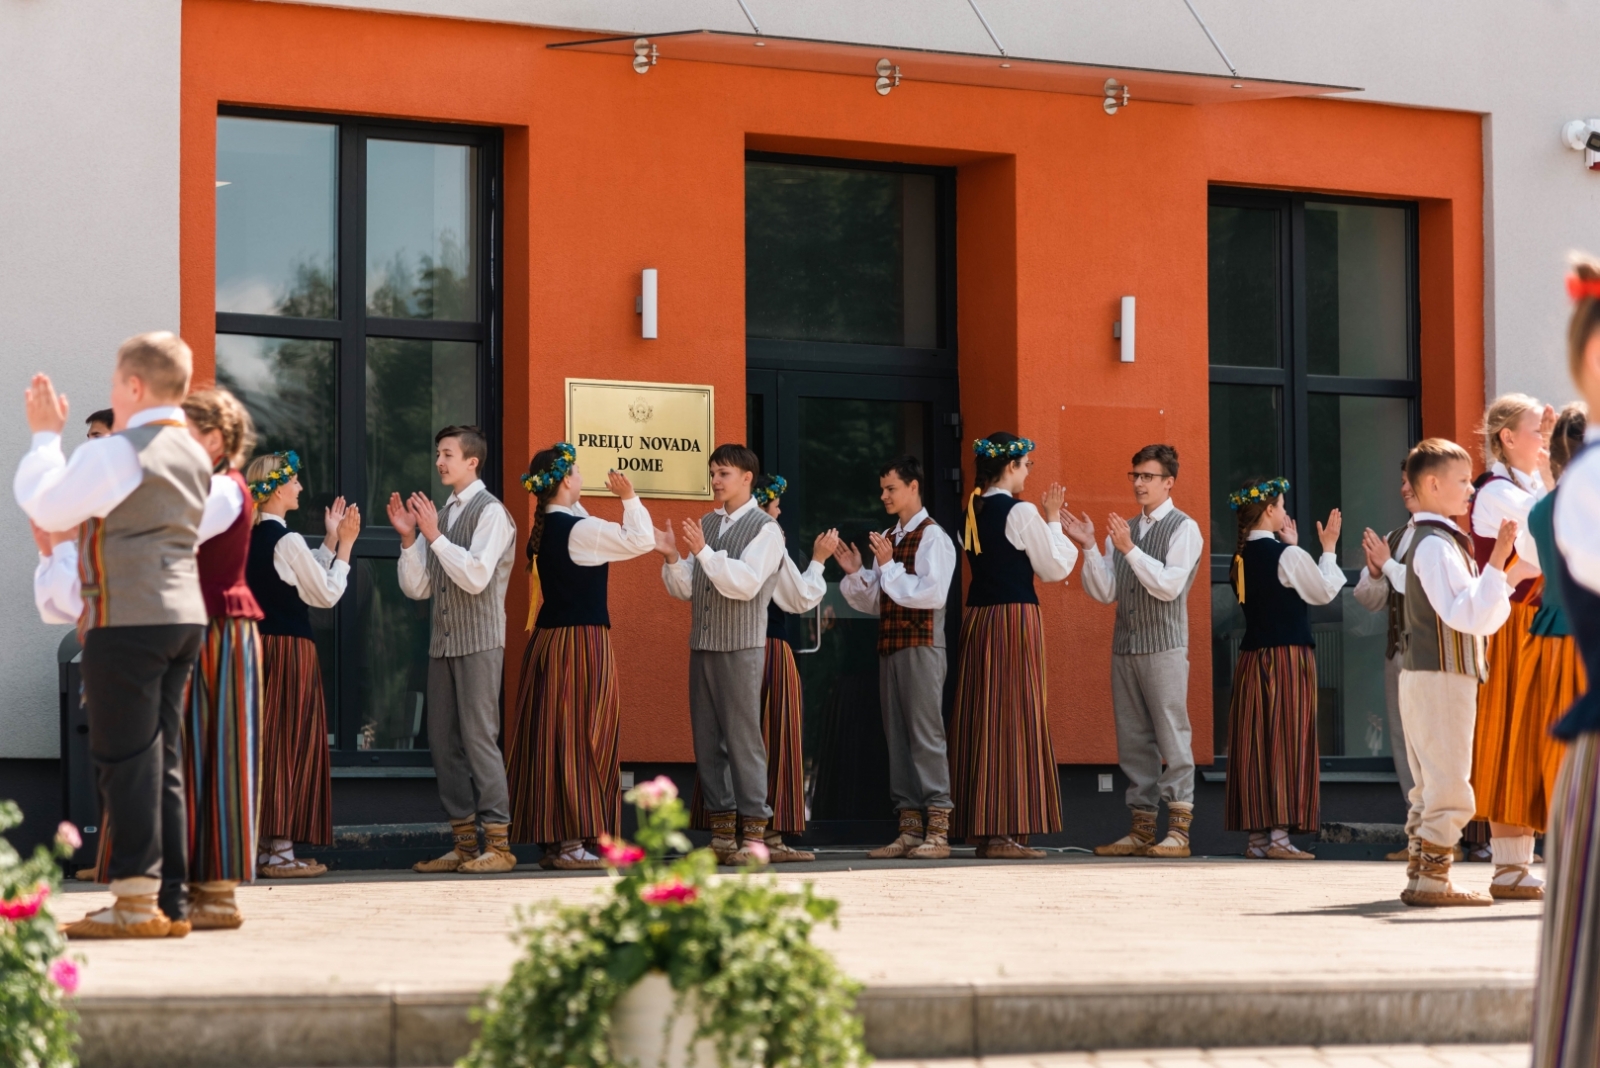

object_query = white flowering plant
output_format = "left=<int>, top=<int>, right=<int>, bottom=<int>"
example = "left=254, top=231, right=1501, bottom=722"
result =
left=0, top=800, right=80, bottom=1068
left=465, top=776, right=866, bottom=1068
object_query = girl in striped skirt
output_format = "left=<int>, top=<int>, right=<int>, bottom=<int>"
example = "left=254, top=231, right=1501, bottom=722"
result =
left=949, top=432, right=1078, bottom=860
left=245, top=450, right=359, bottom=879
left=1223, top=478, right=1345, bottom=859
left=1531, top=261, right=1600, bottom=1068
left=505, top=445, right=656, bottom=870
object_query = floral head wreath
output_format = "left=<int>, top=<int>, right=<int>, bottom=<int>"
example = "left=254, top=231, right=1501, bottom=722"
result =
left=521, top=442, right=576, bottom=495
left=1568, top=274, right=1600, bottom=302
left=753, top=474, right=788, bottom=508
left=1227, top=477, right=1289, bottom=511
left=249, top=451, right=300, bottom=504
left=972, top=436, right=1035, bottom=460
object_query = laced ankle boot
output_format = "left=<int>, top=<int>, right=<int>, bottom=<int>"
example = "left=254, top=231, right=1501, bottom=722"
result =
left=708, top=811, right=739, bottom=864
left=461, top=822, right=519, bottom=874
left=907, top=807, right=953, bottom=859
left=868, top=810, right=925, bottom=859
left=1096, top=807, right=1158, bottom=856
left=1146, top=803, right=1194, bottom=858
left=414, top=818, right=481, bottom=873
left=730, top=817, right=771, bottom=865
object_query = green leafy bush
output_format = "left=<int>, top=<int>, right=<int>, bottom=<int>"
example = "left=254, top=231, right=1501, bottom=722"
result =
left=466, top=778, right=867, bottom=1068
left=0, top=800, right=79, bottom=1068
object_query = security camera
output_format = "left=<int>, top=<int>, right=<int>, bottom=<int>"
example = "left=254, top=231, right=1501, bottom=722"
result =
left=1563, top=119, right=1600, bottom=169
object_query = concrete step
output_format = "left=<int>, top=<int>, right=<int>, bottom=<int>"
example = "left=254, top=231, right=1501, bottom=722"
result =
left=74, top=977, right=1533, bottom=1068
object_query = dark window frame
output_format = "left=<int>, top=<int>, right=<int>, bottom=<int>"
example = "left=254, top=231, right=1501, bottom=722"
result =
left=215, top=105, right=503, bottom=765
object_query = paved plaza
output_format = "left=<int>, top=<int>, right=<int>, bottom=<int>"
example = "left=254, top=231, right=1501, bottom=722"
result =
left=879, top=1045, right=1534, bottom=1068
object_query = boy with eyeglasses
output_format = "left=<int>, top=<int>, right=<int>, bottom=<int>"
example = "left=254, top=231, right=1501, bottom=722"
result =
left=1064, top=444, right=1203, bottom=858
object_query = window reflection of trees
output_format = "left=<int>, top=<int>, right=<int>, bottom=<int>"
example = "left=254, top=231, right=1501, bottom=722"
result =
left=367, top=232, right=474, bottom=321
left=356, top=559, right=432, bottom=751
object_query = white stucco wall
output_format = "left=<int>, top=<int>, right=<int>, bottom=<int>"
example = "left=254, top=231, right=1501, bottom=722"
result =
left=2, top=0, right=1596, bottom=757
left=0, top=0, right=182, bottom=757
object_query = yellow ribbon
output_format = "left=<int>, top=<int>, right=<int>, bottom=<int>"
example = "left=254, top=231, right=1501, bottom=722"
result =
left=962, top=487, right=983, bottom=554
left=1231, top=553, right=1246, bottom=605
left=525, top=560, right=542, bottom=633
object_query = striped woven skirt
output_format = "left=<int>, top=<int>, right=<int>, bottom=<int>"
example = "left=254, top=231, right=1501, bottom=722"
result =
left=1531, top=731, right=1600, bottom=1068
left=257, top=634, right=333, bottom=846
left=506, top=625, right=621, bottom=845
left=687, top=638, right=807, bottom=833
left=1504, top=631, right=1587, bottom=832
left=948, top=603, right=1061, bottom=840
left=1224, top=645, right=1320, bottom=834
left=1473, top=599, right=1542, bottom=825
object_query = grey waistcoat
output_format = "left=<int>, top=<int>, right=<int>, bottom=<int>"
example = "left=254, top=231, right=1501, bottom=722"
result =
left=1110, top=507, right=1197, bottom=655
left=79, top=422, right=210, bottom=631
left=425, top=487, right=515, bottom=658
left=690, top=507, right=778, bottom=652
left=1400, top=523, right=1487, bottom=681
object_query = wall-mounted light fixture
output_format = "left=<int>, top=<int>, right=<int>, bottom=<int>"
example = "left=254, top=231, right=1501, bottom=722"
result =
left=1113, top=295, right=1135, bottom=362
left=1563, top=120, right=1600, bottom=169
left=1103, top=78, right=1131, bottom=116
left=637, top=269, right=658, bottom=339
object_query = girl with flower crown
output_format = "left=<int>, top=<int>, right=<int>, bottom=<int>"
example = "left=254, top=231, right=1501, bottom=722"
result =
left=504, top=444, right=657, bottom=870
left=1223, top=478, right=1344, bottom=858
left=244, top=449, right=360, bottom=879
left=948, top=431, right=1078, bottom=860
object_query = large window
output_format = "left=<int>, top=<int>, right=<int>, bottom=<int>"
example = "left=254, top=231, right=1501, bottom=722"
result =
left=215, top=109, right=499, bottom=766
left=1208, top=189, right=1418, bottom=764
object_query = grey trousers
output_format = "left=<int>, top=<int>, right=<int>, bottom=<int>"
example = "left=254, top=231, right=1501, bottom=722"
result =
left=689, top=648, right=772, bottom=819
left=427, top=648, right=511, bottom=825
left=880, top=646, right=952, bottom=810
left=1112, top=648, right=1196, bottom=810
left=1384, top=651, right=1416, bottom=804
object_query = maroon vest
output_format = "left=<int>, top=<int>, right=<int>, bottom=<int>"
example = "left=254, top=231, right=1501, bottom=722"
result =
left=1468, top=472, right=1538, bottom=605
left=199, top=468, right=264, bottom=621
left=877, top=517, right=939, bottom=656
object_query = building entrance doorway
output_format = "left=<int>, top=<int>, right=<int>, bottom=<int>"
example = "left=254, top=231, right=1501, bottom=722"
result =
left=745, top=152, right=959, bottom=836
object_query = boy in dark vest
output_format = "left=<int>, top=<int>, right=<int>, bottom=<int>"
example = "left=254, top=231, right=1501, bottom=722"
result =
left=1066, top=444, right=1203, bottom=858
left=1396, top=438, right=1518, bottom=907
left=657, top=443, right=784, bottom=865
left=389, top=425, right=518, bottom=874
left=17, top=332, right=211, bottom=938
left=836, top=455, right=958, bottom=859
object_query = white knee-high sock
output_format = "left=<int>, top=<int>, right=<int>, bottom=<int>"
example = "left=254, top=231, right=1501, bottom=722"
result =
left=1491, top=835, right=1542, bottom=886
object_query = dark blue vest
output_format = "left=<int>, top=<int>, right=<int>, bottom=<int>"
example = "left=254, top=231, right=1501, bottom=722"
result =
left=246, top=520, right=314, bottom=640
left=965, top=494, right=1040, bottom=608
left=1237, top=537, right=1315, bottom=650
left=533, top=511, right=610, bottom=629
left=1554, top=443, right=1600, bottom=739
left=766, top=599, right=790, bottom=644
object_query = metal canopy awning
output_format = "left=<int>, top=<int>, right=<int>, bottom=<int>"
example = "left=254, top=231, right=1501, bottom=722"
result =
left=548, top=29, right=1359, bottom=106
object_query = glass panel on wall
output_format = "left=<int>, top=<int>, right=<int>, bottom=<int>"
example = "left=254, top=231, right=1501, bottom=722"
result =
left=365, top=339, right=478, bottom=515
left=354, top=559, right=433, bottom=751
left=215, top=334, right=338, bottom=535
left=794, top=396, right=930, bottom=821
left=1208, top=383, right=1282, bottom=551
left=366, top=140, right=479, bottom=321
left=746, top=163, right=938, bottom=348
left=1208, top=205, right=1280, bottom=368
left=1307, top=394, right=1412, bottom=569
left=1304, top=202, right=1409, bottom=379
left=215, top=118, right=337, bottom=317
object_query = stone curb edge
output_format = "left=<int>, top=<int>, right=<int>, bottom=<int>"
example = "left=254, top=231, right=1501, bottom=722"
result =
left=74, top=979, right=1534, bottom=1067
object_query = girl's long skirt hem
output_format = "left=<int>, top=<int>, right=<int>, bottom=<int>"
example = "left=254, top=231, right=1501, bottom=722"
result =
left=506, top=625, right=621, bottom=846
left=688, top=637, right=807, bottom=834
left=258, top=634, right=333, bottom=847
left=948, top=603, right=1061, bottom=840
left=1502, top=630, right=1586, bottom=832
left=1474, top=598, right=1543, bottom=825
left=1531, top=731, right=1600, bottom=1068
left=1224, top=645, right=1320, bottom=834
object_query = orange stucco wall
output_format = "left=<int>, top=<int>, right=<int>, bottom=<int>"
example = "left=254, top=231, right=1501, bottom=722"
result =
left=180, top=0, right=1484, bottom=766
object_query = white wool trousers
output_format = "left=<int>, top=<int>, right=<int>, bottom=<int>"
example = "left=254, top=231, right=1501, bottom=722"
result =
left=1398, top=670, right=1480, bottom=847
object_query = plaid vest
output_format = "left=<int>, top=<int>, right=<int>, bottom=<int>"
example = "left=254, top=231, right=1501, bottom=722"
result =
left=877, top=517, right=944, bottom=656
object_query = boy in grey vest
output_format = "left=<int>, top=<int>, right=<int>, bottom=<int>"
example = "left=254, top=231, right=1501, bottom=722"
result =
left=1065, top=444, right=1202, bottom=858
left=390, top=425, right=518, bottom=874
left=657, top=443, right=783, bottom=865
left=17, top=333, right=211, bottom=938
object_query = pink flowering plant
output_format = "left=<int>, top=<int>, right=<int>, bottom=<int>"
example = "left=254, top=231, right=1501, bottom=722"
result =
left=0, top=801, right=79, bottom=1067
left=469, top=777, right=865, bottom=1067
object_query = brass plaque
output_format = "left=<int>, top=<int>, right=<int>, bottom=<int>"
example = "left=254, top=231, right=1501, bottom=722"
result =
left=564, top=378, right=715, bottom=499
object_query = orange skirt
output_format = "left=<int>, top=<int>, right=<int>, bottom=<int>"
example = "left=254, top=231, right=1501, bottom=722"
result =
left=1473, top=599, right=1542, bottom=827
left=1502, top=632, right=1588, bottom=832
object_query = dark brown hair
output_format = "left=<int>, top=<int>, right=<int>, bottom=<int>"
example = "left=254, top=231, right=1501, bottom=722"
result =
left=1569, top=254, right=1600, bottom=388
left=708, top=443, right=760, bottom=475
left=1403, top=437, right=1472, bottom=487
left=1551, top=403, right=1589, bottom=481
left=86, top=409, right=113, bottom=429
left=182, top=387, right=256, bottom=470
left=522, top=447, right=563, bottom=564
left=1227, top=476, right=1285, bottom=600
left=1131, top=443, right=1179, bottom=479
left=878, top=454, right=923, bottom=490
left=435, top=425, right=488, bottom=475
left=969, top=430, right=1027, bottom=522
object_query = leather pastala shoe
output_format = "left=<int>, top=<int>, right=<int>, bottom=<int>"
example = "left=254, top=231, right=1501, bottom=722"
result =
left=414, top=818, right=481, bottom=873
left=1096, top=807, right=1157, bottom=857
left=868, top=809, right=924, bottom=859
